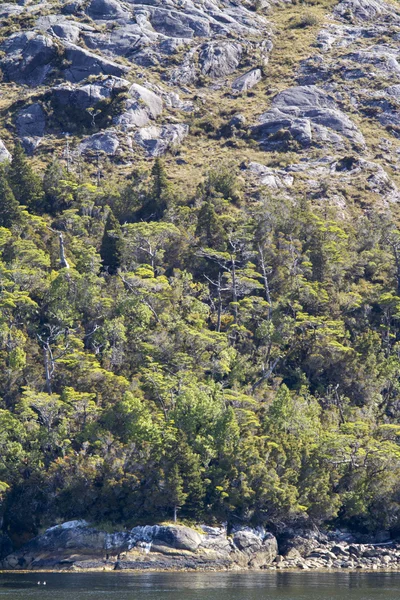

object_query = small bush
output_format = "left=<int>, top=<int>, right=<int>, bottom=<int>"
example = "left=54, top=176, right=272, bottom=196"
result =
left=289, top=13, right=320, bottom=28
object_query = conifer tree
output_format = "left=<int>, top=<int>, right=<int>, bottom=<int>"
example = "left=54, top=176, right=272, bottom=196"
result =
left=8, top=143, right=44, bottom=214
left=196, top=200, right=226, bottom=250
left=0, top=164, right=21, bottom=228
left=100, top=210, right=122, bottom=274
left=135, top=158, right=171, bottom=222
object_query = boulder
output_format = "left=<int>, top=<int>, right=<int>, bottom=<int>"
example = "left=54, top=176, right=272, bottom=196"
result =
left=86, top=0, right=131, bottom=20
left=199, top=42, right=243, bottom=79
left=133, top=123, right=189, bottom=156
left=0, top=4, right=25, bottom=18
left=246, top=162, right=294, bottom=189
left=116, top=84, right=163, bottom=129
left=278, top=534, right=320, bottom=557
left=232, top=528, right=278, bottom=567
left=16, top=103, right=46, bottom=138
left=232, top=68, right=263, bottom=92
left=79, top=131, right=120, bottom=155
left=62, top=0, right=86, bottom=14
left=83, top=25, right=149, bottom=58
left=152, top=526, right=202, bottom=552
left=50, top=22, right=81, bottom=43
left=0, top=520, right=280, bottom=571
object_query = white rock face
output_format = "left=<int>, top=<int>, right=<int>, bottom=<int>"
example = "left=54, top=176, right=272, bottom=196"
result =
left=0, top=140, right=11, bottom=163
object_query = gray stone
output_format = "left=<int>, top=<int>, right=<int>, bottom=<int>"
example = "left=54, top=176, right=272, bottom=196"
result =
left=152, top=526, right=202, bottom=552
left=334, top=0, right=399, bottom=23
left=83, top=25, right=149, bottom=58
left=247, top=162, right=294, bottom=189
left=232, top=68, right=263, bottom=92
left=0, top=534, right=13, bottom=560
left=16, top=103, right=46, bottom=138
left=133, top=123, right=189, bottom=156
left=62, top=0, right=86, bottom=14
left=0, top=31, right=57, bottom=86
left=79, top=131, right=120, bottom=155
left=63, top=43, right=130, bottom=82
left=199, top=42, right=243, bottom=79
left=50, top=23, right=81, bottom=43
left=253, top=85, right=364, bottom=149
left=0, top=4, right=25, bottom=18
left=116, top=83, right=163, bottom=129
left=232, top=528, right=278, bottom=567
left=86, top=0, right=131, bottom=20
left=279, top=535, right=320, bottom=558
left=52, top=76, right=129, bottom=111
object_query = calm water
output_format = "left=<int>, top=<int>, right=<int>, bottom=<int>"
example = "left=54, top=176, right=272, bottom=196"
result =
left=0, top=572, right=399, bottom=600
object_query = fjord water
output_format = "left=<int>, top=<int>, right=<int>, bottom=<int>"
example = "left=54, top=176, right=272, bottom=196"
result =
left=0, top=572, right=399, bottom=600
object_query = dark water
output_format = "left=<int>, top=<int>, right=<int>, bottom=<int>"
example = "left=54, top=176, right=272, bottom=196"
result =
left=0, top=572, right=400, bottom=600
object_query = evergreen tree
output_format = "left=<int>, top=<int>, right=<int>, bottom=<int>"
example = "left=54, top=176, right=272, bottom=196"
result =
left=100, top=210, right=122, bottom=274
left=0, top=164, right=21, bottom=228
left=196, top=200, right=226, bottom=250
left=165, top=463, right=187, bottom=523
left=8, top=143, right=44, bottom=214
left=135, top=158, right=171, bottom=222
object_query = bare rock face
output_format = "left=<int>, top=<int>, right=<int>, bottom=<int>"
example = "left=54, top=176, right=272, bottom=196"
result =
left=0, top=0, right=271, bottom=160
left=16, top=103, right=46, bottom=138
left=1, top=521, right=278, bottom=571
left=151, top=525, right=202, bottom=552
left=62, top=44, right=131, bottom=83
left=199, top=42, right=243, bottom=79
left=333, top=0, right=399, bottom=22
left=116, top=84, right=163, bottom=129
left=86, top=0, right=131, bottom=20
left=51, top=76, right=130, bottom=111
left=133, top=124, right=189, bottom=156
left=79, top=131, right=121, bottom=155
left=0, top=140, right=11, bottom=163
left=252, top=85, right=365, bottom=150
left=0, top=31, right=57, bottom=86
left=233, top=529, right=278, bottom=568
left=232, top=68, right=263, bottom=92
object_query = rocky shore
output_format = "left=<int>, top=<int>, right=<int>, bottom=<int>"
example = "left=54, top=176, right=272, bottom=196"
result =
left=1, top=521, right=400, bottom=572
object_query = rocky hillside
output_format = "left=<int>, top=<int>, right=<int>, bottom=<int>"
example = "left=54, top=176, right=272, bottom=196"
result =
left=0, top=0, right=399, bottom=198
left=3, top=0, right=400, bottom=554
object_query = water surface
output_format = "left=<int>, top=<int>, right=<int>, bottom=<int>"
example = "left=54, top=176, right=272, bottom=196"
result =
left=0, top=571, right=399, bottom=599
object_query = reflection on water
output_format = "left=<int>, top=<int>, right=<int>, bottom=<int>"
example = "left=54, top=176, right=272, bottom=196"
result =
left=0, top=571, right=399, bottom=600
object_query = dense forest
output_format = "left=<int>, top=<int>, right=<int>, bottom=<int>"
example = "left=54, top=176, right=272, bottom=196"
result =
left=1, top=144, right=400, bottom=545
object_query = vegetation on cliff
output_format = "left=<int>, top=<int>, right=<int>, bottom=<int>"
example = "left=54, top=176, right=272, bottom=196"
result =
left=1, top=146, right=400, bottom=545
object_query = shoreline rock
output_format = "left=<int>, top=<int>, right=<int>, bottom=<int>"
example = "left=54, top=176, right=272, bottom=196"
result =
left=2, top=521, right=400, bottom=573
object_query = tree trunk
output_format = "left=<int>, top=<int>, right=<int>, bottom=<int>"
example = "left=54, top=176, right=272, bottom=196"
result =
left=44, top=347, right=52, bottom=394
left=59, top=234, right=70, bottom=269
